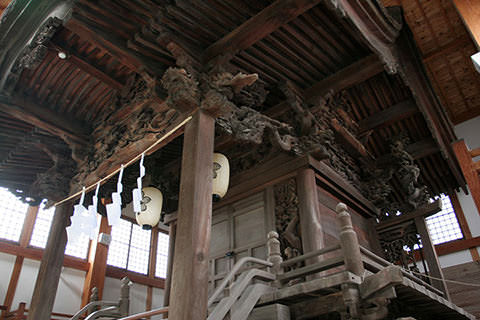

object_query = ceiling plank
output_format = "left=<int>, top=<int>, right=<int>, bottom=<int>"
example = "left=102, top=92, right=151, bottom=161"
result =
left=50, top=40, right=125, bottom=91
left=305, top=54, right=384, bottom=107
left=203, top=0, right=323, bottom=63
left=452, top=0, right=480, bottom=48
left=0, top=95, right=90, bottom=145
left=357, top=99, right=418, bottom=133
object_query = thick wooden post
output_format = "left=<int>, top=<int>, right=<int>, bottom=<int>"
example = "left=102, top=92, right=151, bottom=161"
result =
left=27, top=201, right=73, bottom=320
left=81, top=215, right=111, bottom=307
left=267, top=231, right=283, bottom=275
left=414, top=216, right=450, bottom=300
left=336, top=203, right=364, bottom=277
left=453, top=140, right=480, bottom=216
left=296, top=168, right=325, bottom=264
left=169, top=110, right=215, bottom=320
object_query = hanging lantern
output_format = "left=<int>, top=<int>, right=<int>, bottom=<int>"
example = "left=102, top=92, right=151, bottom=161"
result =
left=135, top=187, right=163, bottom=230
left=212, top=153, right=230, bottom=202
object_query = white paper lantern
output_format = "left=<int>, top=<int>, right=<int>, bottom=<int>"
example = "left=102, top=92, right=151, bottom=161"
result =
left=212, top=153, right=230, bottom=201
left=135, top=187, right=163, bottom=230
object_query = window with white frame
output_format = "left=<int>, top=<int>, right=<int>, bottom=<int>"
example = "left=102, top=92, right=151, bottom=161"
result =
left=0, top=187, right=28, bottom=242
left=425, top=194, right=463, bottom=245
left=107, top=218, right=151, bottom=274
left=155, top=231, right=169, bottom=278
left=30, top=199, right=91, bottom=259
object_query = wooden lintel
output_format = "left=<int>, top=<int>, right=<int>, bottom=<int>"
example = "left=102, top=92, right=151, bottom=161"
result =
left=358, top=99, right=418, bottom=133
left=203, top=0, right=322, bottom=63
left=0, top=95, right=90, bottom=145
left=106, top=266, right=165, bottom=289
left=376, top=199, right=442, bottom=231
left=50, top=40, right=124, bottom=91
left=305, top=54, right=384, bottom=106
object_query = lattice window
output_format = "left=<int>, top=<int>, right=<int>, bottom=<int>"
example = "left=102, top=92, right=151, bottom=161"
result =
left=0, top=187, right=28, bottom=242
left=30, top=200, right=55, bottom=248
left=107, top=218, right=151, bottom=275
left=425, top=194, right=463, bottom=245
left=155, top=231, right=169, bottom=278
left=30, top=200, right=90, bottom=259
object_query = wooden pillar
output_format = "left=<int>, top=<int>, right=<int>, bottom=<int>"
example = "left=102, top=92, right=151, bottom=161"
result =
left=453, top=140, right=480, bottom=216
left=27, top=201, right=73, bottom=320
left=163, top=221, right=176, bottom=311
left=296, top=168, right=325, bottom=263
left=1, top=205, right=39, bottom=318
left=81, top=215, right=111, bottom=307
left=414, top=216, right=450, bottom=300
left=168, top=110, right=215, bottom=320
left=452, top=0, right=480, bottom=49
left=336, top=203, right=364, bottom=277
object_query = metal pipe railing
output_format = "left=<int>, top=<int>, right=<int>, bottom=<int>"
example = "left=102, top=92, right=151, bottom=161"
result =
left=84, top=306, right=118, bottom=320
left=117, top=307, right=169, bottom=320
left=207, top=257, right=272, bottom=307
left=70, top=301, right=118, bottom=320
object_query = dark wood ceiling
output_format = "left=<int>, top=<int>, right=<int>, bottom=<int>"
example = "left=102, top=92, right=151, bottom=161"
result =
left=0, top=0, right=467, bottom=209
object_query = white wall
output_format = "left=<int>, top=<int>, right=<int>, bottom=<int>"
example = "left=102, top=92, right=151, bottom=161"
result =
left=103, top=277, right=164, bottom=315
left=0, top=252, right=16, bottom=303
left=8, top=258, right=85, bottom=315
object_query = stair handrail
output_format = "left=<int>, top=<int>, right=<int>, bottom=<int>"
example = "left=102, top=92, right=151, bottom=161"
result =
left=84, top=306, right=119, bottom=320
left=70, top=301, right=119, bottom=320
left=116, top=307, right=168, bottom=320
left=208, top=257, right=272, bottom=307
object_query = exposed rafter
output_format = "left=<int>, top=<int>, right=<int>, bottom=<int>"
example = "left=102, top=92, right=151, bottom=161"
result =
left=357, top=99, right=418, bottom=133
left=203, top=0, right=323, bottom=63
left=0, top=95, right=90, bottom=145
left=50, top=39, right=125, bottom=91
left=305, top=54, right=384, bottom=107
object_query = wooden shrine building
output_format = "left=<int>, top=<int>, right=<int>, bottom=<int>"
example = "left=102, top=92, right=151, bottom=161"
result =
left=0, top=0, right=479, bottom=319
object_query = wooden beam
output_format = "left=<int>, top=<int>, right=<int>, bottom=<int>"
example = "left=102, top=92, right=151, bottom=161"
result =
left=105, top=266, right=165, bottom=289
left=0, top=241, right=89, bottom=271
left=203, top=0, right=322, bottom=62
left=27, top=201, right=73, bottom=320
left=50, top=40, right=124, bottom=91
left=0, top=95, right=90, bottom=145
left=453, top=140, right=480, bottom=216
left=169, top=110, right=215, bottom=320
left=357, top=99, right=418, bottom=133
left=81, top=216, right=111, bottom=307
left=376, top=199, right=442, bottom=231
left=395, top=28, right=466, bottom=192
left=305, top=54, right=384, bottom=106
left=331, top=119, right=369, bottom=158
left=452, top=0, right=480, bottom=49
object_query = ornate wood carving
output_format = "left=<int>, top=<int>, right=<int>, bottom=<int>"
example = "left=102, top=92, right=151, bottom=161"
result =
left=274, top=179, right=302, bottom=260
left=378, top=222, right=421, bottom=273
left=4, top=17, right=62, bottom=95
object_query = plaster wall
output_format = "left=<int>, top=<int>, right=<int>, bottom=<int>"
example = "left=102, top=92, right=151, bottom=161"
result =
left=102, top=277, right=165, bottom=316
left=0, top=252, right=16, bottom=303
